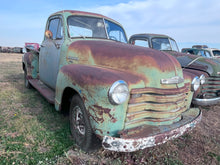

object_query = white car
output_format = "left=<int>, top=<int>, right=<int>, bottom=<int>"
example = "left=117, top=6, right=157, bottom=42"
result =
left=202, top=48, right=220, bottom=58
left=182, top=47, right=220, bottom=59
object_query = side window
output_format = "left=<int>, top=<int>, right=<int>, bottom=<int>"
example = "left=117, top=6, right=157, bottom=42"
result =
left=48, top=18, right=63, bottom=40
left=186, top=50, right=195, bottom=54
left=133, top=39, right=149, bottom=48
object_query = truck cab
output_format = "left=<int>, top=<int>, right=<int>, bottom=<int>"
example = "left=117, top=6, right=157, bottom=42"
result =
left=22, top=11, right=201, bottom=152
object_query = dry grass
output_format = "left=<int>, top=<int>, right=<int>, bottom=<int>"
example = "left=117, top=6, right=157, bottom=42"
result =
left=0, top=53, right=72, bottom=164
left=0, top=53, right=220, bottom=165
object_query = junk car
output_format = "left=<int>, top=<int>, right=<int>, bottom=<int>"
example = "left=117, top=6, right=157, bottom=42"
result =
left=22, top=11, right=202, bottom=152
left=129, top=33, right=220, bottom=106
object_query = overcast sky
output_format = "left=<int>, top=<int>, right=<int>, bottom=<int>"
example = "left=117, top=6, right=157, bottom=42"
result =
left=0, top=0, right=219, bottom=49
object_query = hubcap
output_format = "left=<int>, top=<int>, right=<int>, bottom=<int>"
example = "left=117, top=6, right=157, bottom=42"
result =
left=73, top=106, right=85, bottom=135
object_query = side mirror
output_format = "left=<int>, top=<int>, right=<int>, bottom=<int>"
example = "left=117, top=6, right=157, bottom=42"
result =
left=45, top=30, right=53, bottom=39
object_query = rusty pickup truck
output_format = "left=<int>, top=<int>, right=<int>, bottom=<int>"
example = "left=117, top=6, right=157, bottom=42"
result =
left=22, top=10, right=201, bottom=152
left=129, top=33, right=220, bottom=106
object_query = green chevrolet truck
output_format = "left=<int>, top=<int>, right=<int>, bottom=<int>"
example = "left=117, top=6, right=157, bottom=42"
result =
left=22, top=10, right=201, bottom=152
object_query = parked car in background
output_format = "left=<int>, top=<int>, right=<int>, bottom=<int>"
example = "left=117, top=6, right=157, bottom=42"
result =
left=129, top=33, right=220, bottom=106
left=1, top=47, right=11, bottom=53
left=12, top=47, right=23, bottom=53
left=0, top=46, right=23, bottom=53
left=182, top=47, right=220, bottom=59
left=22, top=10, right=202, bottom=152
left=192, top=45, right=208, bottom=49
left=24, top=43, right=40, bottom=52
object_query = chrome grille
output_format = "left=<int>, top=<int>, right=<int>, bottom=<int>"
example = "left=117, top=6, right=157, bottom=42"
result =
left=201, top=76, right=220, bottom=98
left=124, top=84, right=189, bottom=130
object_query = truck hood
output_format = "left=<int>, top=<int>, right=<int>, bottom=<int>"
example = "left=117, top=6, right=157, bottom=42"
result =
left=166, top=51, right=220, bottom=76
left=67, top=40, right=184, bottom=88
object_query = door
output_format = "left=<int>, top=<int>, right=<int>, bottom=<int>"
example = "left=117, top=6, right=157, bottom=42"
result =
left=39, top=16, right=63, bottom=89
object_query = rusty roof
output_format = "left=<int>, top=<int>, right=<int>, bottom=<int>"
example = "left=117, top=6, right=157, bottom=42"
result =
left=130, top=33, right=174, bottom=40
left=52, top=10, right=120, bottom=25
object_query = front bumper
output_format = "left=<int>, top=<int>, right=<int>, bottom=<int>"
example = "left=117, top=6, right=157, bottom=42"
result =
left=102, top=108, right=201, bottom=152
left=193, top=97, right=220, bottom=106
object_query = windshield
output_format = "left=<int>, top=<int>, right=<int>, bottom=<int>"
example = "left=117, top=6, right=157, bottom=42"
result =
left=170, top=39, right=179, bottom=52
left=67, top=16, right=127, bottom=43
left=152, top=38, right=172, bottom=51
left=213, top=50, right=220, bottom=56
left=152, top=38, right=179, bottom=51
left=104, top=20, right=127, bottom=43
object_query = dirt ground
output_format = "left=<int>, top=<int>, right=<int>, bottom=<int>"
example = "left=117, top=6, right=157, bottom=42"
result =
left=0, top=53, right=220, bottom=165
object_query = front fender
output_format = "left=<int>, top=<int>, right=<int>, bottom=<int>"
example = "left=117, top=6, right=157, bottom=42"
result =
left=55, top=64, right=145, bottom=137
left=183, top=68, right=209, bottom=98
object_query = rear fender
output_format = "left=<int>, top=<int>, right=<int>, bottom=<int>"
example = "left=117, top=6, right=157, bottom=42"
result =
left=23, top=52, right=39, bottom=79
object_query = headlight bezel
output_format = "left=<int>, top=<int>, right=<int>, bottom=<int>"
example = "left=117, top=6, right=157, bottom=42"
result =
left=108, top=80, right=129, bottom=105
left=199, top=74, right=206, bottom=85
left=191, top=76, right=200, bottom=91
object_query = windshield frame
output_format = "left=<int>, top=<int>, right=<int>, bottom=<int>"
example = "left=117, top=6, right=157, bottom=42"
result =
left=66, top=15, right=128, bottom=43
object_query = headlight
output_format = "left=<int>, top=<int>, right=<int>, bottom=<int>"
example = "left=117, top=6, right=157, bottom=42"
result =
left=200, top=74, right=206, bottom=85
left=109, top=80, right=129, bottom=105
left=191, top=76, right=200, bottom=91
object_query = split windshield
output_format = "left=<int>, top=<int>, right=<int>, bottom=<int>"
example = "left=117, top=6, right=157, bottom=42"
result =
left=152, top=38, right=179, bottom=52
left=67, top=16, right=127, bottom=43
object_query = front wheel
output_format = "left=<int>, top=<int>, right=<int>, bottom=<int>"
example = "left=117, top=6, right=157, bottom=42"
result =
left=69, top=95, right=95, bottom=152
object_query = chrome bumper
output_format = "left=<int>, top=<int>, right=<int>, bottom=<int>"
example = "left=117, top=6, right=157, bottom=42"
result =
left=193, top=97, right=220, bottom=106
left=102, top=108, right=202, bottom=152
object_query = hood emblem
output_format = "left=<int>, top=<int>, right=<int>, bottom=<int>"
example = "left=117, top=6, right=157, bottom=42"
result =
left=161, top=76, right=184, bottom=84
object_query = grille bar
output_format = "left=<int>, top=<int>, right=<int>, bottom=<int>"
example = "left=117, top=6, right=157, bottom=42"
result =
left=127, top=99, right=185, bottom=113
left=126, top=106, right=186, bottom=122
left=129, top=93, right=185, bottom=104
left=131, top=84, right=189, bottom=95
left=125, top=115, right=182, bottom=129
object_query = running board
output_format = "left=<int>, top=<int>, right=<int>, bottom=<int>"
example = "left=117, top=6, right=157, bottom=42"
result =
left=29, top=79, right=55, bottom=104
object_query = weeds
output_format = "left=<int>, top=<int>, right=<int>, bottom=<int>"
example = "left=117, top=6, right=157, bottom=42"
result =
left=0, top=54, right=72, bottom=164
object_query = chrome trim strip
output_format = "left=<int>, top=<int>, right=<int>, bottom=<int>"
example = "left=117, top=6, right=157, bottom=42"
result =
left=193, top=97, right=220, bottom=106
left=161, top=76, right=184, bottom=84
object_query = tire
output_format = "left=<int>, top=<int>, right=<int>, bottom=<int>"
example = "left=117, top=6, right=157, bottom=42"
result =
left=24, top=69, right=31, bottom=89
left=69, top=95, right=97, bottom=152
